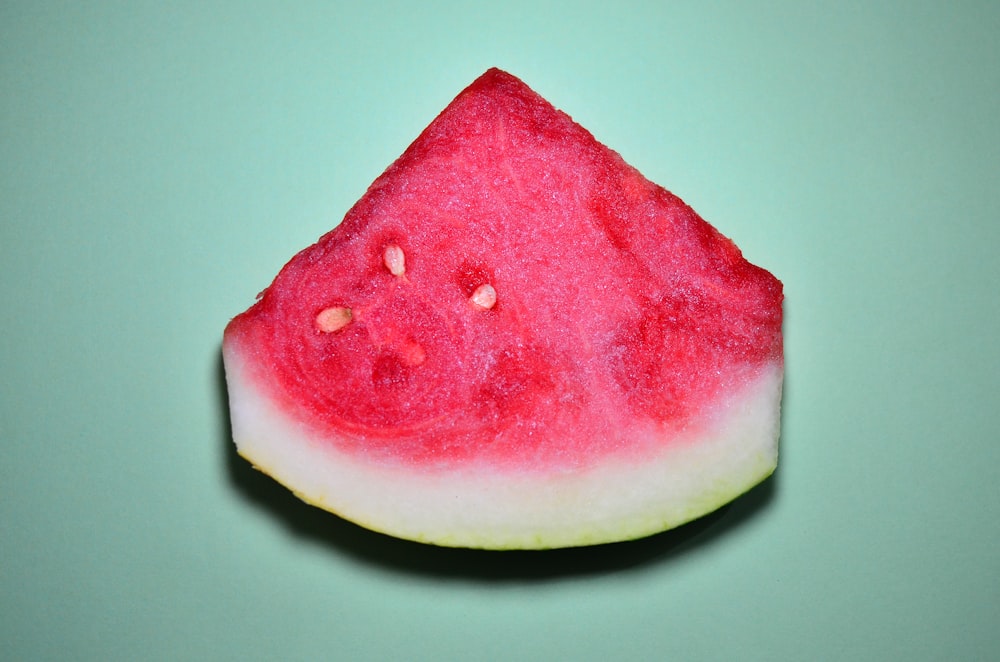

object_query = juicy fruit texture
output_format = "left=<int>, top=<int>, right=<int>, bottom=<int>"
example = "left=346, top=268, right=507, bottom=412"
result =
left=223, top=68, right=783, bottom=549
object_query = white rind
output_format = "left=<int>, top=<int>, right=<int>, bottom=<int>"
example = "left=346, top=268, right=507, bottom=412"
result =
left=223, top=342, right=782, bottom=549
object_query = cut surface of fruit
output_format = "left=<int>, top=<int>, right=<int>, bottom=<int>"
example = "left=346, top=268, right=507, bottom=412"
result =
left=223, top=68, right=783, bottom=549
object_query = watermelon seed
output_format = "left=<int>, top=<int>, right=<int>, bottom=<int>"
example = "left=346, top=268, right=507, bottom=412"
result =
left=470, top=283, right=497, bottom=310
left=401, top=339, right=426, bottom=366
left=383, top=244, right=406, bottom=277
left=315, top=306, right=353, bottom=333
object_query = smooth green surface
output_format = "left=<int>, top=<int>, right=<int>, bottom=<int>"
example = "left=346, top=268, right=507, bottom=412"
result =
left=2, top=2, right=998, bottom=660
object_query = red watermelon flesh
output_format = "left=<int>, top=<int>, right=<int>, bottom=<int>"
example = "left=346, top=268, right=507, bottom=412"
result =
left=223, top=68, right=783, bottom=549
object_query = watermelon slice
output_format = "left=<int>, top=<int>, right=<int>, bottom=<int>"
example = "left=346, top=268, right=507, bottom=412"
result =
left=223, top=68, right=783, bottom=549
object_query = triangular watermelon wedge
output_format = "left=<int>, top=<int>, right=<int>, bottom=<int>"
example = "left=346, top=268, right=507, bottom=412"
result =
left=223, top=68, right=783, bottom=549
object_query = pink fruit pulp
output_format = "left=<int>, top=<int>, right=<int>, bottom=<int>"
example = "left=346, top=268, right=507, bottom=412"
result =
left=224, top=69, right=782, bottom=475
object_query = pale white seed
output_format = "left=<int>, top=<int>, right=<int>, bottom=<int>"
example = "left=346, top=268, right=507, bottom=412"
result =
left=470, top=283, right=497, bottom=310
left=401, top=339, right=426, bottom=366
left=383, top=244, right=406, bottom=277
left=315, top=306, right=353, bottom=333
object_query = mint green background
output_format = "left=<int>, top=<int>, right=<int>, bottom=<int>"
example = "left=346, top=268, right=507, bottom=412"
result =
left=3, top=2, right=998, bottom=660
